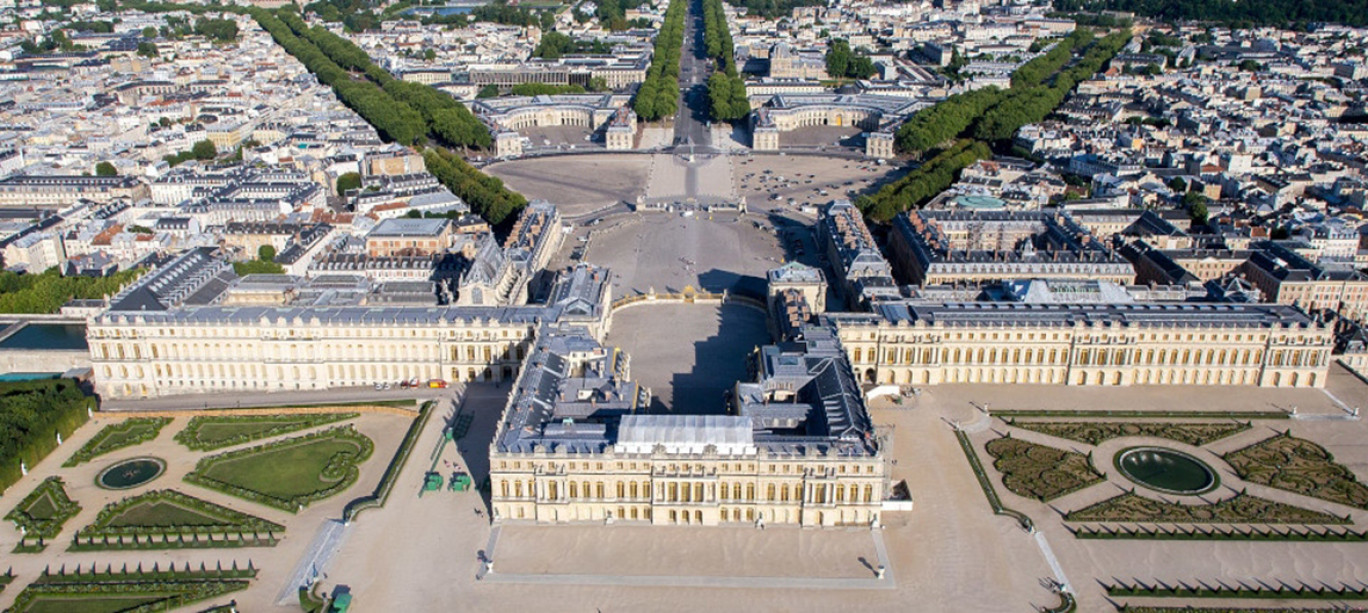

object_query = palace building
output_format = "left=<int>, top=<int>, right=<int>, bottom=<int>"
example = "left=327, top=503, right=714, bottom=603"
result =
left=488, top=323, right=887, bottom=527
left=889, top=210, right=1136, bottom=287
left=826, top=300, right=1333, bottom=388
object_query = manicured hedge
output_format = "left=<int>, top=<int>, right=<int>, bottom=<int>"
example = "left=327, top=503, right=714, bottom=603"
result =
left=174, top=412, right=358, bottom=451
left=344, top=401, right=434, bottom=522
left=1066, top=492, right=1350, bottom=525
left=1106, top=581, right=1368, bottom=600
left=0, top=379, right=93, bottom=495
left=4, top=476, right=81, bottom=541
left=185, top=426, right=374, bottom=513
left=954, top=429, right=1034, bottom=531
left=64, top=418, right=171, bottom=466
left=1224, top=432, right=1368, bottom=510
left=75, top=489, right=283, bottom=549
left=8, top=563, right=255, bottom=613
left=1074, top=523, right=1368, bottom=542
left=985, top=436, right=1104, bottom=501
left=1009, top=420, right=1253, bottom=447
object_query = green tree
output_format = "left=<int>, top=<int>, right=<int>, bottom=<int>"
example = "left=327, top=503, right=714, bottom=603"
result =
left=1238, top=59, right=1262, bottom=72
left=477, top=84, right=499, bottom=98
left=1185, top=190, right=1209, bottom=225
left=191, top=139, right=217, bottom=160
left=825, top=39, right=850, bottom=78
left=423, top=47, right=436, bottom=61
left=258, top=244, right=277, bottom=262
left=136, top=41, right=158, bottom=58
left=193, top=17, right=239, bottom=42
left=336, top=171, right=361, bottom=194
left=588, top=76, right=609, bottom=92
left=142, top=26, right=157, bottom=38
left=94, top=161, right=117, bottom=177
left=1167, top=177, right=1187, bottom=193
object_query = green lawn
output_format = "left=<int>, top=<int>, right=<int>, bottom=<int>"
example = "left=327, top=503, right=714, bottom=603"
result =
left=9, top=576, right=251, bottom=613
left=20, top=595, right=174, bottom=613
left=22, top=494, right=56, bottom=521
left=185, top=426, right=374, bottom=511
left=201, top=437, right=365, bottom=498
left=80, top=489, right=284, bottom=540
left=64, top=418, right=172, bottom=466
left=175, top=413, right=358, bottom=451
left=108, top=501, right=225, bottom=528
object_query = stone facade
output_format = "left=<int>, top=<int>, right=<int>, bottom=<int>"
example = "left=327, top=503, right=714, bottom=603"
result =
left=828, top=302, right=1334, bottom=388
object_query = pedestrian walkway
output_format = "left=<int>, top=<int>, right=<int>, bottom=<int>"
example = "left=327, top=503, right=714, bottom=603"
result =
left=481, top=525, right=896, bottom=590
left=277, top=519, right=349, bottom=605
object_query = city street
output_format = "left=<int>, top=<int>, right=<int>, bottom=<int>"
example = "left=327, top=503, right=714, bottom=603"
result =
left=672, top=0, right=715, bottom=151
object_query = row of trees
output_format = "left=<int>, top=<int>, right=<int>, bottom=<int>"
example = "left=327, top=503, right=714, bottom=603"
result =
left=1011, top=30, right=1086, bottom=86
left=268, top=10, right=492, bottom=150
left=893, top=87, right=1005, bottom=154
left=894, top=28, right=1123, bottom=154
left=855, top=140, right=992, bottom=221
left=975, top=29, right=1129, bottom=142
left=632, top=0, right=686, bottom=121
left=1052, top=0, right=1368, bottom=28
left=253, top=9, right=524, bottom=224
left=423, top=148, right=527, bottom=225
left=252, top=9, right=426, bottom=145
left=730, top=0, right=822, bottom=18
left=703, top=0, right=748, bottom=121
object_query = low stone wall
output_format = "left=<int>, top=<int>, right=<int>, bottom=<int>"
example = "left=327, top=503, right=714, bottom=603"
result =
left=0, top=349, right=90, bottom=374
left=610, top=290, right=766, bottom=315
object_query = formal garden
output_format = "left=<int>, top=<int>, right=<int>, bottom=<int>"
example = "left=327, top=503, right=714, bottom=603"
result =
left=984, top=436, right=1105, bottom=501
left=1065, top=492, right=1350, bottom=525
left=1073, top=523, right=1368, bottom=542
left=63, top=418, right=171, bottom=467
left=1223, top=432, right=1368, bottom=510
left=4, top=477, right=80, bottom=553
left=1105, top=581, right=1368, bottom=601
left=70, top=489, right=284, bottom=551
left=174, top=412, right=359, bottom=451
left=184, top=425, right=374, bottom=512
left=1117, top=607, right=1361, bottom=613
left=4, top=563, right=255, bottom=613
left=1008, top=420, right=1252, bottom=447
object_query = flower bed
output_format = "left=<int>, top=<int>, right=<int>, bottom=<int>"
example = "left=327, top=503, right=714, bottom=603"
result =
left=1009, top=420, right=1251, bottom=447
left=985, top=436, right=1104, bottom=501
left=1224, top=432, right=1368, bottom=510
left=1065, top=492, right=1349, bottom=525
